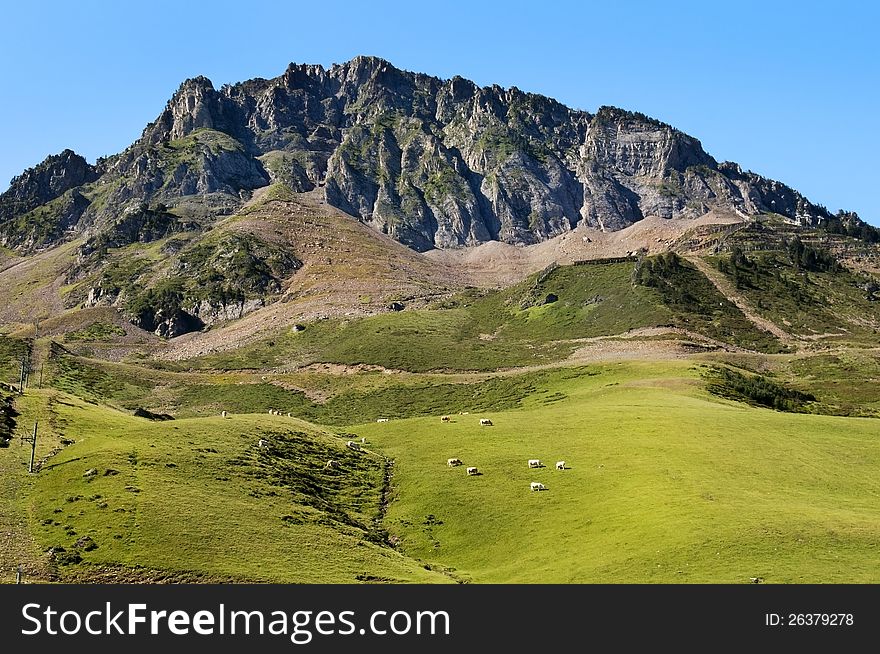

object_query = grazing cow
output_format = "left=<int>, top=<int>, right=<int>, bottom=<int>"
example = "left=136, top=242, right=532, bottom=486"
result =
left=528, top=459, right=542, bottom=468
left=530, top=482, right=546, bottom=491
left=555, top=461, right=566, bottom=470
left=346, top=440, right=361, bottom=451
left=467, top=467, right=479, bottom=476
left=258, top=439, right=268, bottom=449
left=479, top=418, right=493, bottom=426
left=268, top=409, right=274, bottom=415
left=287, top=412, right=292, bottom=418
left=324, top=460, right=339, bottom=470
left=441, top=415, right=450, bottom=422
left=447, top=458, right=463, bottom=467
left=377, top=418, right=389, bottom=423
left=361, top=437, right=366, bottom=444
left=221, top=410, right=227, bottom=418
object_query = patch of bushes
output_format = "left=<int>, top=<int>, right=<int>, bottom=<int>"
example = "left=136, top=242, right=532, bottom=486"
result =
left=821, top=211, right=880, bottom=244
left=786, top=237, right=838, bottom=273
left=704, top=366, right=815, bottom=412
left=0, top=390, right=18, bottom=446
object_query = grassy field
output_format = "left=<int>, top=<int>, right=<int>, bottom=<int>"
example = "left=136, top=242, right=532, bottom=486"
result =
left=2, top=350, right=878, bottom=583
left=3, top=390, right=447, bottom=583
left=349, top=361, right=880, bottom=583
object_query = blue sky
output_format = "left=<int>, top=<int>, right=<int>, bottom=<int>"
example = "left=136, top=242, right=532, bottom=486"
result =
left=2, top=0, right=877, bottom=224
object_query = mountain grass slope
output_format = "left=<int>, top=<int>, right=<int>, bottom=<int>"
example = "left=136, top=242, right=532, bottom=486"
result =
left=349, top=361, right=880, bottom=583
left=1, top=389, right=447, bottom=583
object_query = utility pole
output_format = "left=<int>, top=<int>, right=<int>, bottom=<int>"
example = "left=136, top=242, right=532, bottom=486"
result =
left=23, top=421, right=37, bottom=473
left=18, top=356, right=26, bottom=394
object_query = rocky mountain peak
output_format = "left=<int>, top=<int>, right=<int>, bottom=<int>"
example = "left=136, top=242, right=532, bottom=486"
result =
left=0, top=149, right=97, bottom=221
left=144, top=75, right=224, bottom=144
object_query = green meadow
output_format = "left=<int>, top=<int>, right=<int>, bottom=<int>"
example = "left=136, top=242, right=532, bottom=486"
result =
left=4, top=390, right=446, bottom=583
left=350, top=362, right=880, bottom=583
left=3, top=359, right=878, bottom=584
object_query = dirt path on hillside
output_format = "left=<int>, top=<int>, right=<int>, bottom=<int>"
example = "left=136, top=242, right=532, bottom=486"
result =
left=687, top=256, right=793, bottom=342
left=251, top=327, right=748, bottom=382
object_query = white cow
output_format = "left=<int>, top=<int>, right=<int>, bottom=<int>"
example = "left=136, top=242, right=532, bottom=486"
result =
left=268, top=409, right=274, bottom=415
left=555, top=461, right=566, bottom=470
left=287, top=412, right=292, bottom=418
left=361, top=437, right=366, bottom=444
left=479, top=418, right=493, bottom=426
left=528, top=459, right=542, bottom=468
left=377, top=418, right=389, bottom=423
left=221, top=410, right=227, bottom=418
left=346, top=440, right=361, bottom=451
left=530, top=482, right=546, bottom=491
left=258, top=439, right=268, bottom=449
left=324, top=460, right=339, bottom=470
left=467, top=467, right=479, bottom=476
left=447, top=458, right=463, bottom=467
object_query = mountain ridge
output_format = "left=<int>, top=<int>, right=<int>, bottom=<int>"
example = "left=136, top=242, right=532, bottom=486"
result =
left=1, top=55, right=871, bottom=257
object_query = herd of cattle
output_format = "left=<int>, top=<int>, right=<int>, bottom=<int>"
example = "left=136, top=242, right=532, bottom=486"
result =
left=441, top=417, right=565, bottom=492
left=239, top=411, right=565, bottom=492
left=446, top=455, right=565, bottom=491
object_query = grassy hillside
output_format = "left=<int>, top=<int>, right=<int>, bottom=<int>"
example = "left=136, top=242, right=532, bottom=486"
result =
left=707, top=248, right=880, bottom=344
left=3, top=390, right=447, bottom=583
left=190, top=258, right=782, bottom=373
left=2, top=236, right=879, bottom=585
left=3, top=343, right=879, bottom=583
left=0, top=335, right=29, bottom=385
left=349, top=361, right=880, bottom=583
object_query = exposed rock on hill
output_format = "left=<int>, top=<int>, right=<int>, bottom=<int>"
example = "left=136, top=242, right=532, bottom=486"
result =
left=2, top=56, right=864, bottom=257
left=0, top=149, right=97, bottom=222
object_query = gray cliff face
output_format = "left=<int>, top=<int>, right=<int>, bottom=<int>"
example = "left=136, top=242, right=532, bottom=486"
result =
left=0, top=56, right=849, bottom=255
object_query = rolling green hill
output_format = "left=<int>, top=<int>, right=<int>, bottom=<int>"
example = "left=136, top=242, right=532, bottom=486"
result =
left=349, top=361, right=880, bottom=583
left=3, top=359, right=878, bottom=584
left=2, top=389, right=448, bottom=583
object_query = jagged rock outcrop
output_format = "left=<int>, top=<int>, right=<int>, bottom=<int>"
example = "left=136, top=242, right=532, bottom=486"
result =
left=0, top=56, right=866, bottom=258
left=0, top=149, right=97, bottom=221
left=0, top=150, right=98, bottom=250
